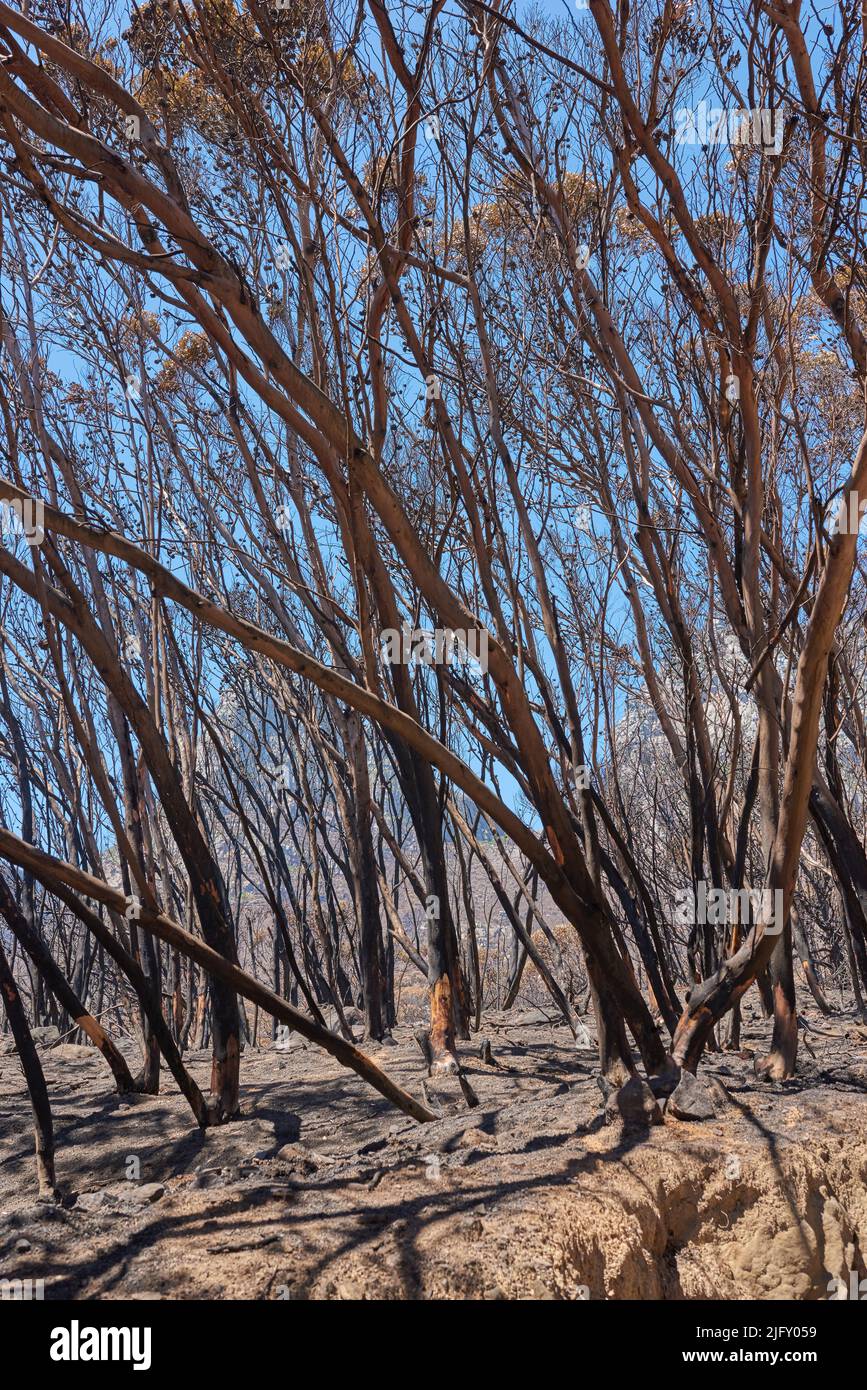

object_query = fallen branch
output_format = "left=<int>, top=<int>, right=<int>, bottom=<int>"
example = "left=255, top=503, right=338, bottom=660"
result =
left=0, top=827, right=436, bottom=1125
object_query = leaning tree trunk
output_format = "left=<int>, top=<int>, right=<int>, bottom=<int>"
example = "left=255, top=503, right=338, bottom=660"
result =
left=18, top=551, right=242, bottom=1119
left=0, top=872, right=135, bottom=1094
left=0, top=827, right=436, bottom=1123
left=0, top=930, right=56, bottom=1198
left=46, top=881, right=211, bottom=1127
left=672, top=426, right=867, bottom=1070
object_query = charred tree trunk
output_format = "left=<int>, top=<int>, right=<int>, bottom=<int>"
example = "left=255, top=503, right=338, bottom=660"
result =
left=791, top=906, right=832, bottom=1015
left=0, top=873, right=135, bottom=1094
left=673, top=428, right=867, bottom=1068
left=45, top=881, right=211, bottom=1127
left=25, top=553, right=242, bottom=1119
left=0, top=931, right=57, bottom=1198
left=755, top=919, right=798, bottom=1080
left=0, top=828, right=436, bottom=1123
left=345, top=710, right=387, bottom=1040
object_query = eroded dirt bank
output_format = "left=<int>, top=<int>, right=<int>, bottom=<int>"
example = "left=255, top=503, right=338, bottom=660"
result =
left=1, top=1002, right=866, bottom=1299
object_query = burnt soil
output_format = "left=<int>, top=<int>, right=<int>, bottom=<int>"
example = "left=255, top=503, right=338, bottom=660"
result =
left=2, top=999, right=866, bottom=1300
